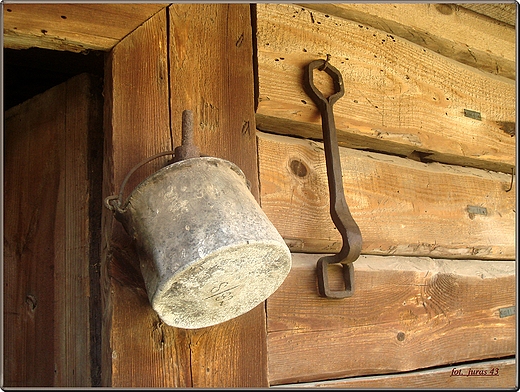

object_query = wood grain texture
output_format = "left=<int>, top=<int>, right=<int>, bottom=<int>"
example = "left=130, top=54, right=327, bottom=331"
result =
left=461, top=3, right=516, bottom=26
left=258, top=132, right=515, bottom=259
left=187, top=304, right=268, bottom=387
left=3, top=4, right=167, bottom=52
left=102, top=9, right=191, bottom=388
left=301, top=3, right=516, bottom=80
left=55, top=74, right=103, bottom=386
left=4, top=74, right=102, bottom=386
left=168, top=4, right=267, bottom=387
left=255, top=4, right=515, bottom=173
left=102, top=5, right=267, bottom=387
left=4, top=80, right=62, bottom=387
left=266, top=254, right=516, bottom=384
left=169, top=3, right=259, bottom=198
left=277, top=358, right=517, bottom=388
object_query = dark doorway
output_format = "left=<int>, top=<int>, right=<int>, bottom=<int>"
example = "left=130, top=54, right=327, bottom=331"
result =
left=3, top=47, right=104, bottom=111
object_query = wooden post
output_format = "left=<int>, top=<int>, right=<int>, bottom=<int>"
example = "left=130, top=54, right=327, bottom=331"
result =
left=101, top=8, right=191, bottom=388
left=101, top=4, right=266, bottom=387
left=168, top=4, right=268, bottom=387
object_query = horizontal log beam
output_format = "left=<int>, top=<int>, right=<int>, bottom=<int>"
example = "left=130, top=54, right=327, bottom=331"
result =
left=257, top=132, right=515, bottom=259
left=276, top=358, right=517, bottom=388
left=3, top=4, right=167, bottom=52
left=300, top=3, right=515, bottom=80
left=266, top=254, right=516, bottom=384
left=255, top=4, right=515, bottom=173
left=460, top=3, right=516, bottom=26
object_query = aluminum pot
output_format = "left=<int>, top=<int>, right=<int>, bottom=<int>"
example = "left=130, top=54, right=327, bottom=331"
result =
left=105, top=153, right=291, bottom=329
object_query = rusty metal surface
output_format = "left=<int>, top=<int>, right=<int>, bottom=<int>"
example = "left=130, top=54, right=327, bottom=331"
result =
left=174, top=109, right=200, bottom=162
left=304, top=59, right=363, bottom=298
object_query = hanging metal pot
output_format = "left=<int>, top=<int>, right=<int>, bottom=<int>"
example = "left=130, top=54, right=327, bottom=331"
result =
left=105, top=110, right=291, bottom=329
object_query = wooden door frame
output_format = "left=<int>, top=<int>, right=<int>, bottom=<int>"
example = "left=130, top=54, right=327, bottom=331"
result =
left=4, top=3, right=267, bottom=387
left=101, top=4, right=267, bottom=387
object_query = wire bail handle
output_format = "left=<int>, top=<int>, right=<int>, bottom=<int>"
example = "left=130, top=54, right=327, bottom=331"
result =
left=105, top=110, right=200, bottom=213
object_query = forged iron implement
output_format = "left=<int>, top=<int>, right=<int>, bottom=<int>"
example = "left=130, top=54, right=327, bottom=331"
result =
left=303, top=59, right=362, bottom=298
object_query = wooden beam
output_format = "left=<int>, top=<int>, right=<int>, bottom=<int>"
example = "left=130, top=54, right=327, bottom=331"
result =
left=102, top=8, right=191, bottom=388
left=266, top=254, right=516, bottom=384
left=4, top=73, right=103, bottom=386
left=102, top=4, right=267, bottom=387
left=168, top=4, right=268, bottom=387
left=3, top=4, right=167, bottom=52
left=300, top=3, right=515, bottom=80
left=58, top=74, right=104, bottom=387
left=277, top=358, right=517, bottom=388
left=460, top=3, right=516, bottom=26
left=257, top=132, right=515, bottom=259
left=255, top=4, right=515, bottom=173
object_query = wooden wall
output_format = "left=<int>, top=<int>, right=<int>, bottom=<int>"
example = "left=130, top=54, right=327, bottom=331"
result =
left=3, top=4, right=166, bottom=52
left=3, top=3, right=516, bottom=389
left=255, top=3, right=516, bottom=388
left=4, top=74, right=103, bottom=386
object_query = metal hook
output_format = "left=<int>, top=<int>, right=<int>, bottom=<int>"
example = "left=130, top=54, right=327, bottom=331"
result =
left=505, top=167, right=515, bottom=192
left=319, top=53, right=332, bottom=71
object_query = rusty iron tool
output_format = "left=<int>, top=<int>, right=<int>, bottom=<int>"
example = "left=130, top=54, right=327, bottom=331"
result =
left=303, top=58, right=362, bottom=298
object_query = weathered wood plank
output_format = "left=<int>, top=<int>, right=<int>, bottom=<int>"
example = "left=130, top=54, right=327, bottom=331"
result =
left=266, top=254, right=516, bottom=384
left=4, top=73, right=102, bottom=386
left=3, top=4, right=167, bottom=52
left=300, top=3, right=516, bottom=80
left=4, top=80, right=62, bottom=387
left=169, top=4, right=260, bottom=199
left=257, top=132, right=515, bottom=259
left=187, top=304, right=267, bottom=387
left=102, top=4, right=267, bottom=387
left=55, top=74, right=103, bottom=386
left=102, top=9, right=192, bottom=388
left=168, top=4, right=267, bottom=387
left=461, top=3, right=516, bottom=26
left=255, top=4, right=515, bottom=173
left=277, top=358, right=517, bottom=388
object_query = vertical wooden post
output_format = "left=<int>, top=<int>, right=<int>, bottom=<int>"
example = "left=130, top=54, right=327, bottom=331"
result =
left=101, top=8, right=191, bottom=387
left=101, top=4, right=268, bottom=387
left=168, top=4, right=268, bottom=387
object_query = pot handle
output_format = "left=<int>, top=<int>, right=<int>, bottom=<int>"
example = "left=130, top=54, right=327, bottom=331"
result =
left=106, top=110, right=203, bottom=212
left=104, top=150, right=175, bottom=212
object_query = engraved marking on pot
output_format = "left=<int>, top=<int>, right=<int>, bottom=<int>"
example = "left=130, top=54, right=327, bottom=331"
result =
left=204, top=282, right=240, bottom=306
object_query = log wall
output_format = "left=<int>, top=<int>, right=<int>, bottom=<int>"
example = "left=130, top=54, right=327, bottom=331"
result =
left=254, top=3, right=516, bottom=388
left=3, top=3, right=516, bottom=389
